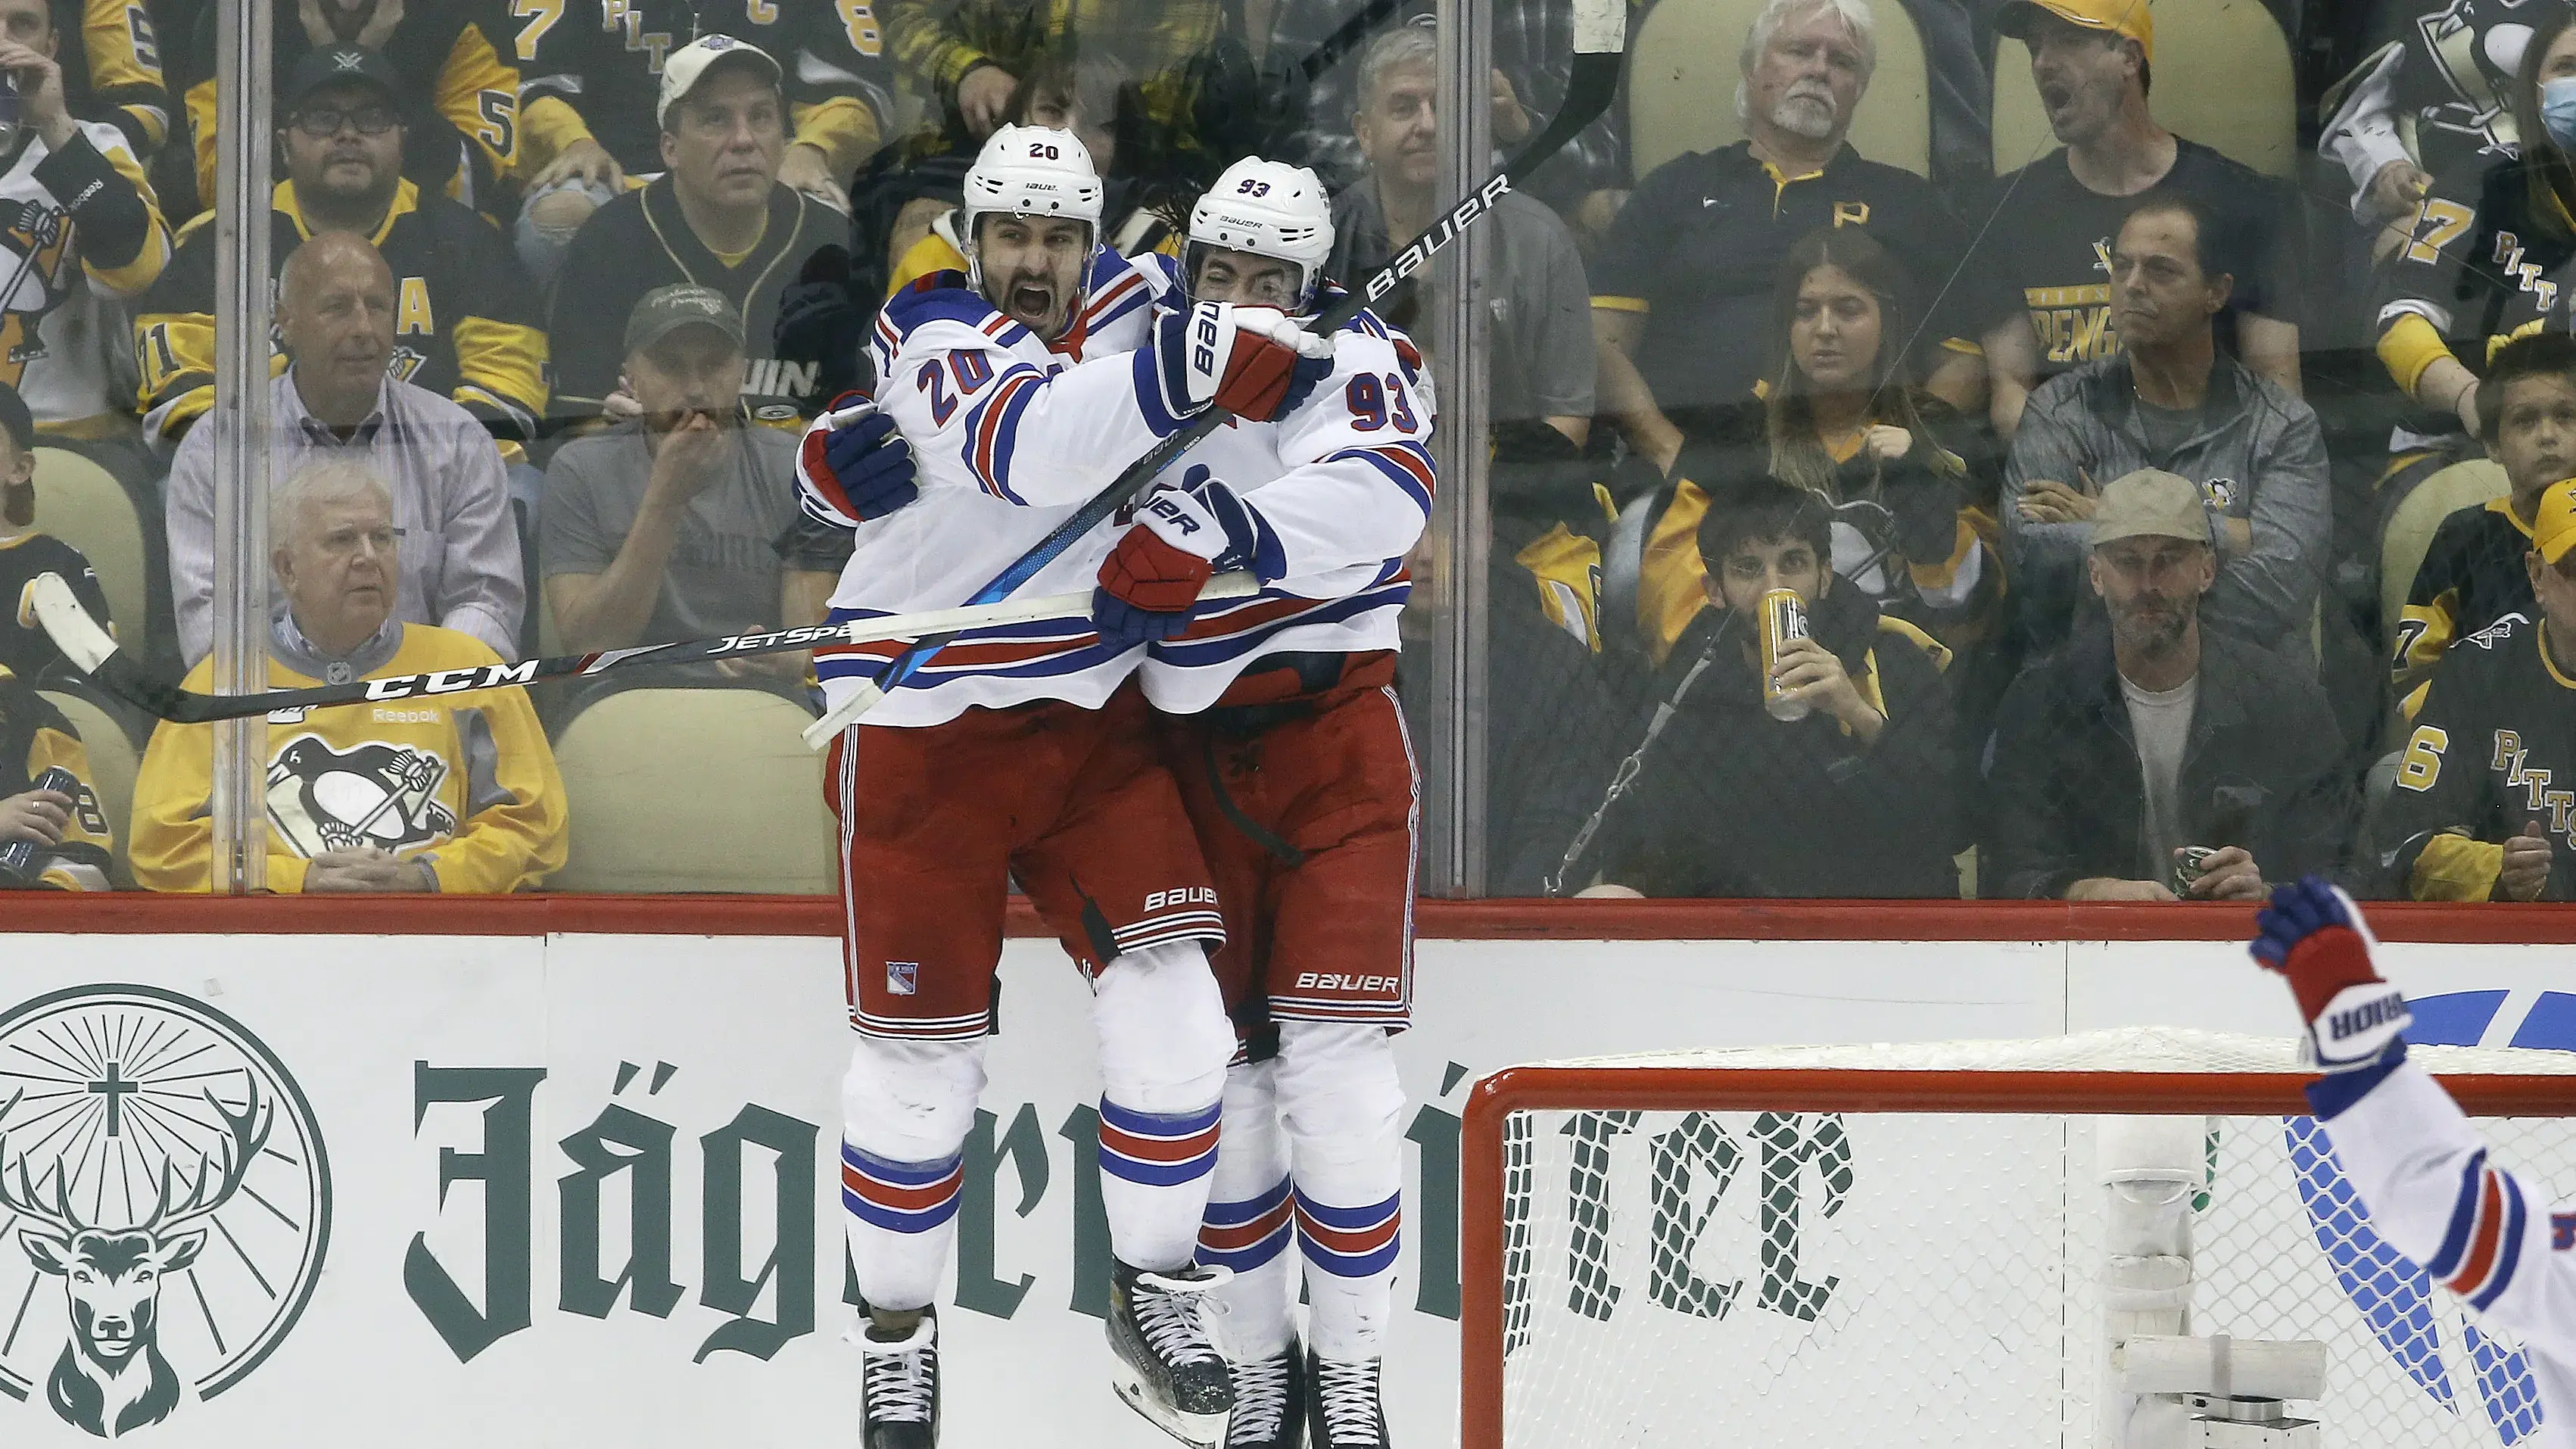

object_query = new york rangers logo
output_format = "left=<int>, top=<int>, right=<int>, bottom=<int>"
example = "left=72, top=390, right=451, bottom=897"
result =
left=886, top=962, right=919, bottom=997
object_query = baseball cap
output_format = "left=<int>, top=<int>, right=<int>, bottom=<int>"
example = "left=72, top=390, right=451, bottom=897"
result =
left=281, top=45, right=405, bottom=114
left=1995, top=0, right=2153, bottom=61
left=2533, top=478, right=2576, bottom=566
left=624, top=284, right=744, bottom=356
left=2091, top=469, right=2210, bottom=547
left=658, top=35, right=782, bottom=129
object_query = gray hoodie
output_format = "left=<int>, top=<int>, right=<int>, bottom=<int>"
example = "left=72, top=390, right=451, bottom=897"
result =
left=2002, top=351, right=2329, bottom=658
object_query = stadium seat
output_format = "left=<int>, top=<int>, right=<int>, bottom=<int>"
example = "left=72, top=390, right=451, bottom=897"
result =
left=1989, top=2, right=2297, bottom=178
left=39, top=682, right=141, bottom=890
left=2379, top=459, right=2509, bottom=638
left=549, top=686, right=836, bottom=893
left=29, top=447, right=147, bottom=647
left=1629, top=0, right=1933, bottom=179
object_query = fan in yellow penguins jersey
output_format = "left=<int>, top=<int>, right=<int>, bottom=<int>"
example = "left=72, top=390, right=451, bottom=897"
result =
left=134, top=45, right=545, bottom=451
left=55, top=0, right=170, bottom=160
left=0, top=661, right=110, bottom=890
left=129, top=461, right=565, bottom=893
left=0, top=0, right=169, bottom=437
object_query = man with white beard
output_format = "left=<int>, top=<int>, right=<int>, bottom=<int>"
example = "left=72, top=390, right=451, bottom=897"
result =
left=1590, top=0, right=2022, bottom=470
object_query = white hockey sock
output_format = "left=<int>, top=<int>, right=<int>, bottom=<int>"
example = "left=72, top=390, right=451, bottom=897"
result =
left=1277, top=1021, right=1405, bottom=1362
left=1093, top=941, right=1235, bottom=1271
left=1200, top=1062, right=1297, bottom=1359
left=840, top=1033, right=987, bottom=1313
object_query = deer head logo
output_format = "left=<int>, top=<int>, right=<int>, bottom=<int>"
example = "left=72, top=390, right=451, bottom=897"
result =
left=0, top=986, right=329, bottom=1438
left=0, top=1082, right=270, bottom=1438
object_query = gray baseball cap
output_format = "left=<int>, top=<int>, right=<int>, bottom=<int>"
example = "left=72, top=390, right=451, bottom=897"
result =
left=2091, top=468, right=2211, bottom=547
left=624, top=284, right=744, bottom=356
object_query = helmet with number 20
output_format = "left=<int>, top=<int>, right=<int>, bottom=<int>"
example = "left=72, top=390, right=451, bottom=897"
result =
left=1188, top=157, right=1335, bottom=313
left=961, top=123, right=1106, bottom=297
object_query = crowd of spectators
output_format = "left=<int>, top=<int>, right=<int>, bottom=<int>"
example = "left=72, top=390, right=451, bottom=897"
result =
left=5, top=0, right=2576, bottom=902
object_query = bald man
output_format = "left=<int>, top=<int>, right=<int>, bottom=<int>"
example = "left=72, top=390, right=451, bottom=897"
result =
left=164, top=232, right=524, bottom=666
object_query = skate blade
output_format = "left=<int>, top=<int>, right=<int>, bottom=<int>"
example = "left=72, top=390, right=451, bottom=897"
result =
left=1110, top=1369, right=1229, bottom=1448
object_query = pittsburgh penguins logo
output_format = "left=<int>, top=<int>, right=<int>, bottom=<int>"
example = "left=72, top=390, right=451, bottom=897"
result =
left=263, top=735, right=454, bottom=856
left=0, top=199, right=72, bottom=382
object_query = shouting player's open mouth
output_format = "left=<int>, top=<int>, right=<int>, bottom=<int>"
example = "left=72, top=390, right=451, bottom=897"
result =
left=1000, top=275, right=1064, bottom=333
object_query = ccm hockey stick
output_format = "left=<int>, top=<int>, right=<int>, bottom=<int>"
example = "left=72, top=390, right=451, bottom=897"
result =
left=799, top=0, right=1631, bottom=747
left=23, top=569, right=1256, bottom=724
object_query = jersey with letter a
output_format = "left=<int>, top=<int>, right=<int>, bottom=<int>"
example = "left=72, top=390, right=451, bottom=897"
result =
left=2378, top=610, right=2576, bottom=901
left=1126, top=259, right=1434, bottom=712
left=805, top=251, right=1164, bottom=725
left=2309, top=1048, right=2576, bottom=1448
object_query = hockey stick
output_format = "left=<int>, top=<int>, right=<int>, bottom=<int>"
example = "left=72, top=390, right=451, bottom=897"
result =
left=798, top=0, right=1631, bottom=749
left=23, top=569, right=1257, bottom=724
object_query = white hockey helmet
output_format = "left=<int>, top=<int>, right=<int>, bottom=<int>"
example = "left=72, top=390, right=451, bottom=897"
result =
left=1187, top=157, right=1335, bottom=312
left=960, top=123, right=1106, bottom=293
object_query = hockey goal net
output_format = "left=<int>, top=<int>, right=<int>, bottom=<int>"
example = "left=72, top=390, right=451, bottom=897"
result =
left=1459, top=1027, right=2576, bottom=1448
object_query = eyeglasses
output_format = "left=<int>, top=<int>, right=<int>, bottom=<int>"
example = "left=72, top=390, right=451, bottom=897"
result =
left=290, top=106, right=399, bottom=138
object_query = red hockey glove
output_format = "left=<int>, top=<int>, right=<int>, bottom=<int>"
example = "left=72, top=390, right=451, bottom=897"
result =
left=1093, top=472, right=1259, bottom=650
left=2250, top=875, right=2411, bottom=1072
left=1147, top=301, right=1336, bottom=425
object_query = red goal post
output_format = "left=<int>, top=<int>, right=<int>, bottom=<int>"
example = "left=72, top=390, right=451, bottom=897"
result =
left=1459, top=1033, right=2576, bottom=1449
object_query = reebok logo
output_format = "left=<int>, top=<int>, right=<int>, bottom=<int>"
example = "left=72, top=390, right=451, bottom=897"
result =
left=1293, top=973, right=1398, bottom=993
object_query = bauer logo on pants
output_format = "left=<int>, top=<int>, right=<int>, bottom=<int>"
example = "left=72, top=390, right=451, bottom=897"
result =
left=0, top=985, right=330, bottom=1438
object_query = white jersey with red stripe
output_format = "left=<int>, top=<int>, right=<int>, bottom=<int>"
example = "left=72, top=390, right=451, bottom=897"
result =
left=1128, top=263, right=1438, bottom=715
left=804, top=249, right=1166, bottom=726
left=2310, top=1045, right=2576, bottom=1447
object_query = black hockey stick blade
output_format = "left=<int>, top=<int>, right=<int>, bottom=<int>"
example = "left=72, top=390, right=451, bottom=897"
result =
left=817, top=0, right=1631, bottom=734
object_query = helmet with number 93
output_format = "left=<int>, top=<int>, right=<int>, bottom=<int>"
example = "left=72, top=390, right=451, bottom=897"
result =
left=961, top=123, right=1106, bottom=301
left=1187, top=157, right=1335, bottom=314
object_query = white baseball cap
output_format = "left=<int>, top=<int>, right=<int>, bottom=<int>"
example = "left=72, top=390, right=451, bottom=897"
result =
left=657, top=35, right=783, bottom=129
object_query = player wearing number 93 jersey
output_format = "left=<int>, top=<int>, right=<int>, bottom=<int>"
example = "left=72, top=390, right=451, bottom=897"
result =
left=1099, top=155, right=1434, bottom=1449
left=791, top=124, right=1344, bottom=1448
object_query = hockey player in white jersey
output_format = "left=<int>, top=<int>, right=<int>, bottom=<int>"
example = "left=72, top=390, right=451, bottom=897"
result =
left=2251, top=876, right=2576, bottom=1447
left=794, top=126, right=1339, bottom=1449
left=1089, top=157, right=1434, bottom=1449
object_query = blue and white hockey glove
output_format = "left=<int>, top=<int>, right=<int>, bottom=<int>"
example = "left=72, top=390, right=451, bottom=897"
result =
left=1095, top=468, right=1262, bottom=650
left=796, top=393, right=918, bottom=525
left=2250, top=875, right=2411, bottom=1072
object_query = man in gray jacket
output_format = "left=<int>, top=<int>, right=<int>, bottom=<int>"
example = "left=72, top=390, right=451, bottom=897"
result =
left=2004, top=194, right=2328, bottom=658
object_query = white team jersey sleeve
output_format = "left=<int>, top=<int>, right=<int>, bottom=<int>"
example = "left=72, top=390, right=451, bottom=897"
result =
left=1229, top=316, right=1436, bottom=591
left=2316, top=1051, right=2576, bottom=1366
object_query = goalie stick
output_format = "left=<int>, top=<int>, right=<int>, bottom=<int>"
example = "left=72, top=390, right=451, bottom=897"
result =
left=20, top=569, right=1257, bottom=724
left=797, top=0, right=1631, bottom=748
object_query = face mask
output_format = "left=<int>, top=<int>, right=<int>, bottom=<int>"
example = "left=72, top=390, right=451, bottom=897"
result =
left=2543, top=76, right=2576, bottom=152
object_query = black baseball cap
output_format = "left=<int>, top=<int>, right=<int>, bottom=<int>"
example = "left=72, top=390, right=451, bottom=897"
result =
left=281, top=45, right=405, bottom=115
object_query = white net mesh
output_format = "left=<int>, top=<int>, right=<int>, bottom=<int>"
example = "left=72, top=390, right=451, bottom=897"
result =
left=1491, top=1030, right=2576, bottom=1448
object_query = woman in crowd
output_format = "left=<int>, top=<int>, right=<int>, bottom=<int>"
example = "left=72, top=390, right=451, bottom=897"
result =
left=1634, top=226, right=2005, bottom=669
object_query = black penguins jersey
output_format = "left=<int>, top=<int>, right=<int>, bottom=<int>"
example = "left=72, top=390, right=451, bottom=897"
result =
left=546, top=175, right=842, bottom=422
left=2379, top=610, right=2576, bottom=901
left=0, top=663, right=111, bottom=890
left=2393, top=494, right=2535, bottom=710
left=2378, top=157, right=2576, bottom=404
left=134, top=179, right=548, bottom=447
left=0, top=531, right=111, bottom=684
